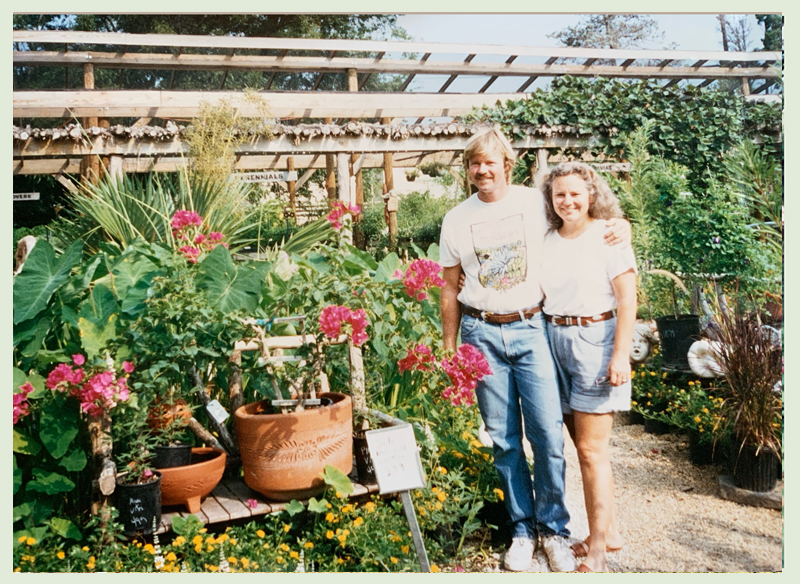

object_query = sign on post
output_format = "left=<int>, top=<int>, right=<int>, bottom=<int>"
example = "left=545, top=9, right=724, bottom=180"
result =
left=365, top=424, right=430, bottom=571
left=14, top=192, right=40, bottom=201
left=231, top=171, right=298, bottom=183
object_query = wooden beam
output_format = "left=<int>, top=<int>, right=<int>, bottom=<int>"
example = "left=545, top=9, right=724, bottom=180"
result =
left=15, top=30, right=780, bottom=65
left=13, top=90, right=527, bottom=119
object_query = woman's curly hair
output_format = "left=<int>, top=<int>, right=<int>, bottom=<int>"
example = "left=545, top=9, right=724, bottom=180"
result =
left=539, top=161, right=623, bottom=230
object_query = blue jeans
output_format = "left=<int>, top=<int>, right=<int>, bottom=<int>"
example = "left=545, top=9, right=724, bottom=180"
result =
left=461, top=311, right=570, bottom=539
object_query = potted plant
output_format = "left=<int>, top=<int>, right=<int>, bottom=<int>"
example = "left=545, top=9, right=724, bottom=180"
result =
left=712, top=306, right=782, bottom=492
left=234, top=310, right=362, bottom=501
left=352, top=409, right=387, bottom=486
left=149, top=395, right=194, bottom=469
left=405, top=168, right=420, bottom=182
left=113, top=428, right=162, bottom=536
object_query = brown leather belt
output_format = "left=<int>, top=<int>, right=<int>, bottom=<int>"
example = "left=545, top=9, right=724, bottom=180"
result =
left=545, top=310, right=616, bottom=326
left=461, top=304, right=542, bottom=324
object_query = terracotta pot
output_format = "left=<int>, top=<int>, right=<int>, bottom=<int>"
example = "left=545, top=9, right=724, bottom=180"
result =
left=148, top=399, right=192, bottom=432
left=234, top=392, right=353, bottom=501
left=159, top=447, right=227, bottom=513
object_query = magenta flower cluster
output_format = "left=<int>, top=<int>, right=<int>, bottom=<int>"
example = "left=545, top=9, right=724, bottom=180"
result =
left=398, top=343, right=492, bottom=407
left=41, top=354, right=134, bottom=418
left=171, top=210, right=227, bottom=263
left=319, top=305, right=369, bottom=347
left=13, top=382, right=35, bottom=425
left=326, top=201, right=361, bottom=230
left=394, top=259, right=446, bottom=301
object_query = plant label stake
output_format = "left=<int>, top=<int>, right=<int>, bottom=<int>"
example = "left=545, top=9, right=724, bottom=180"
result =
left=205, top=399, right=229, bottom=424
left=366, top=424, right=430, bottom=572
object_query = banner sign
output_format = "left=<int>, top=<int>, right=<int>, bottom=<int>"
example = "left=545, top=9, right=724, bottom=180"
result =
left=231, top=171, right=298, bottom=183
left=365, top=424, right=427, bottom=494
left=14, top=192, right=40, bottom=201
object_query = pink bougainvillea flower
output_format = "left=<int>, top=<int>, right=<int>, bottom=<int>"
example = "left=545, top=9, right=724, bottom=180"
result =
left=247, top=498, right=259, bottom=510
left=208, top=232, right=225, bottom=242
left=178, top=245, right=202, bottom=264
left=398, top=343, right=436, bottom=373
left=122, top=361, right=135, bottom=374
left=318, top=305, right=369, bottom=347
left=400, top=259, right=446, bottom=301
left=194, top=233, right=207, bottom=245
left=171, top=210, right=203, bottom=232
left=440, top=344, right=493, bottom=406
left=326, top=201, right=361, bottom=230
left=72, top=354, right=86, bottom=366
left=13, top=382, right=35, bottom=425
left=46, top=363, right=85, bottom=391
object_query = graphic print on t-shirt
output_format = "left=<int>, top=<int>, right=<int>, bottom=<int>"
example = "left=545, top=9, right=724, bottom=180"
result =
left=471, top=214, right=527, bottom=292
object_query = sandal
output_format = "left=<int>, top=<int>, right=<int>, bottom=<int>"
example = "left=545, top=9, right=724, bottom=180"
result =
left=570, top=540, right=623, bottom=558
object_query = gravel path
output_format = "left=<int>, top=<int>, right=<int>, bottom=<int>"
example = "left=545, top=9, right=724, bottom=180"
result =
left=465, top=419, right=783, bottom=573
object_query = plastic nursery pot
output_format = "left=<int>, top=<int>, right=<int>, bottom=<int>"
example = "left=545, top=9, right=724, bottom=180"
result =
left=114, top=471, right=162, bottom=536
left=732, top=443, right=780, bottom=493
left=655, top=314, right=700, bottom=370
left=153, top=443, right=193, bottom=469
left=353, top=433, right=377, bottom=486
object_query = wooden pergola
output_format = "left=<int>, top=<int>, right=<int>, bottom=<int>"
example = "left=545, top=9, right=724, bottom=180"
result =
left=13, top=30, right=782, bottom=234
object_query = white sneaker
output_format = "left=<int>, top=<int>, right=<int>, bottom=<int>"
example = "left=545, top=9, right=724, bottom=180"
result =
left=541, top=535, right=577, bottom=572
left=503, top=537, right=536, bottom=571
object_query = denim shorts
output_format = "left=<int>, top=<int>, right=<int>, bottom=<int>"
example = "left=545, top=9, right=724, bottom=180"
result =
left=546, top=317, right=631, bottom=415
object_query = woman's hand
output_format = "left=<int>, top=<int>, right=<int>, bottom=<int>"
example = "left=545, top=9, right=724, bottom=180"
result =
left=603, top=218, right=632, bottom=247
left=458, top=272, right=466, bottom=291
left=607, top=352, right=631, bottom=386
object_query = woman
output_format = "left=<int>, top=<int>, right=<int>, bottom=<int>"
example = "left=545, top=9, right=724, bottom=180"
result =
left=539, top=162, right=637, bottom=573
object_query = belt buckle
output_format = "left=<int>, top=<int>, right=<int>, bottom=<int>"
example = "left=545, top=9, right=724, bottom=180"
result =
left=564, top=316, right=574, bottom=326
left=482, top=311, right=494, bottom=321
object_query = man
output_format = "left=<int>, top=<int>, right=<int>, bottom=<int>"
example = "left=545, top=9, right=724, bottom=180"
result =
left=438, top=128, right=629, bottom=572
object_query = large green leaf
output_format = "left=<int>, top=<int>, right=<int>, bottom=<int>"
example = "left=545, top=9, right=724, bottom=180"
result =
left=60, top=448, right=88, bottom=472
left=39, top=400, right=79, bottom=459
left=27, top=469, right=76, bottom=495
left=50, top=518, right=83, bottom=540
left=13, top=502, right=31, bottom=522
left=322, top=465, right=353, bottom=495
left=283, top=500, right=305, bottom=516
left=307, top=497, right=329, bottom=513
left=13, top=429, right=42, bottom=456
left=13, top=457, right=23, bottom=495
left=13, top=239, right=83, bottom=324
left=13, top=314, right=52, bottom=356
left=375, top=253, right=402, bottom=283
left=171, top=514, right=205, bottom=535
left=196, top=245, right=270, bottom=314
left=78, top=314, right=119, bottom=360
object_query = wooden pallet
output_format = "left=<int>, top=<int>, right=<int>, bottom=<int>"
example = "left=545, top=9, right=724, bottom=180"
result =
left=156, top=469, right=379, bottom=534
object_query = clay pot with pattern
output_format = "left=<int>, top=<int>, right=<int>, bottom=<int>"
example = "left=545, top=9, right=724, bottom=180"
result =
left=159, top=447, right=227, bottom=513
left=234, top=392, right=353, bottom=501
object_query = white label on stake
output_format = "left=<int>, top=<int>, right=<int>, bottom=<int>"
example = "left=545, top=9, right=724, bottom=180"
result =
left=365, top=424, right=427, bottom=494
left=206, top=399, right=229, bottom=424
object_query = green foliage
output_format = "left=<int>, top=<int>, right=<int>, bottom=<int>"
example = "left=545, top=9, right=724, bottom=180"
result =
left=466, top=77, right=781, bottom=188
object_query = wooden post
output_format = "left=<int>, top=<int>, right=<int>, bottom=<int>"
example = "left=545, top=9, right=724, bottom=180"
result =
left=287, top=156, right=297, bottom=221
left=381, top=117, right=399, bottom=247
left=324, top=118, right=336, bottom=201
left=348, top=343, right=366, bottom=411
left=346, top=68, right=366, bottom=248
left=80, top=63, right=101, bottom=184
left=88, top=411, right=115, bottom=538
left=536, top=148, right=549, bottom=176
left=108, top=155, right=124, bottom=180
left=337, top=153, right=353, bottom=245
left=741, top=77, right=751, bottom=96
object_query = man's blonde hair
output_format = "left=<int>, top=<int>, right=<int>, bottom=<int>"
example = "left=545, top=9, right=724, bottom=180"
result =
left=463, top=127, right=516, bottom=182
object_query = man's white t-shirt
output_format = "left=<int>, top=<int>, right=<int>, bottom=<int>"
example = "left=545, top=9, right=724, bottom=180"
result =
left=439, top=185, right=548, bottom=313
left=540, top=220, right=637, bottom=317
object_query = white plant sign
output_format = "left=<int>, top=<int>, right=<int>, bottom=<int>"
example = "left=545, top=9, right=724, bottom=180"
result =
left=365, top=424, right=426, bottom=494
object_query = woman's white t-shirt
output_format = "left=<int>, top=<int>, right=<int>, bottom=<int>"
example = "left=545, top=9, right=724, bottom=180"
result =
left=540, top=220, right=637, bottom=317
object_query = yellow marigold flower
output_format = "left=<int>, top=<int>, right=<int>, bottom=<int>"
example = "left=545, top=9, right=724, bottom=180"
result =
left=17, top=536, right=27, bottom=543
left=461, top=431, right=473, bottom=440
left=401, top=545, right=410, bottom=554
left=276, top=557, right=284, bottom=564
left=688, top=381, right=694, bottom=386
left=650, top=371, right=656, bottom=376
left=337, top=558, right=345, bottom=565
left=144, top=543, right=155, bottom=554
left=431, top=564, right=440, bottom=572
left=290, top=551, right=299, bottom=560
left=205, top=536, right=216, bottom=545
left=390, top=557, right=398, bottom=564
left=482, top=453, right=490, bottom=460
left=283, top=524, right=291, bottom=533
left=435, top=502, right=443, bottom=510
left=192, top=535, right=203, bottom=545
left=87, top=556, right=96, bottom=570
left=640, top=371, right=646, bottom=377
left=304, top=541, right=314, bottom=549
left=256, top=530, right=265, bottom=538
left=82, top=546, right=90, bottom=552
left=263, top=543, right=271, bottom=549
left=326, top=530, right=334, bottom=539
left=166, top=552, right=176, bottom=562
left=342, top=504, right=354, bottom=513
left=173, top=536, right=186, bottom=546
left=436, top=491, right=446, bottom=501
left=662, top=372, right=667, bottom=378
left=438, top=466, right=447, bottom=474
left=493, top=488, right=505, bottom=500
left=241, top=558, right=250, bottom=569
left=57, top=551, right=65, bottom=560
left=218, top=533, right=229, bottom=543
left=703, top=408, right=709, bottom=414
left=353, top=517, right=364, bottom=527
left=199, top=528, right=207, bottom=533
left=453, top=452, right=464, bottom=458
left=280, top=543, right=290, bottom=552
left=206, top=564, right=219, bottom=572
left=230, top=538, right=237, bottom=546
left=228, top=556, right=238, bottom=565
left=195, top=545, right=203, bottom=553
left=694, top=416, right=701, bottom=423
left=326, top=512, right=335, bottom=522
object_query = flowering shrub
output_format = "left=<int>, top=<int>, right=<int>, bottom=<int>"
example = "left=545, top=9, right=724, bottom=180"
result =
left=325, top=201, right=360, bottom=231
left=394, top=259, right=446, bottom=301
left=397, top=344, right=436, bottom=373
left=44, top=355, right=133, bottom=417
left=318, top=305, right=369, bottom=348
left=171, top=210, right=227, bottom=263
left=13, top=382, right=34, bottom=425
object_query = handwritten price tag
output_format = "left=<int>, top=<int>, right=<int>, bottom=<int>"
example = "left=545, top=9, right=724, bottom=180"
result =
left=206, top=399, right=229, bottom=424
left=365, top=424, right=426, bottom=494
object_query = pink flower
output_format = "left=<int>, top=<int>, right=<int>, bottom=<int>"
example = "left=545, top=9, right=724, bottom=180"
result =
left=72, top=354, right=85, bottom=366
left=318, top=305, right=369, bottom=347
left=122, top=361, right=135, bottom=374
left=440, top=344, right=493, bottom=406
left=400, top=259, right=446, bottom=301
left=208, top=232, right=224, bottom=242
left=194, top=233, right=207, bottom=245
left=178, top=245, right=202, bottom=264
left=398, top=344, right=436, bottom=373
left=326, top=201, right=360, bottom=230
left=247, top=498, right=259, bottom=509
left=171, top=210, right=203, bottom=232
left=13, top=382, right=35, bottom=425
left=142, top=469, right=154, bottom=479
left=46, top=363, right=85, bottom=391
